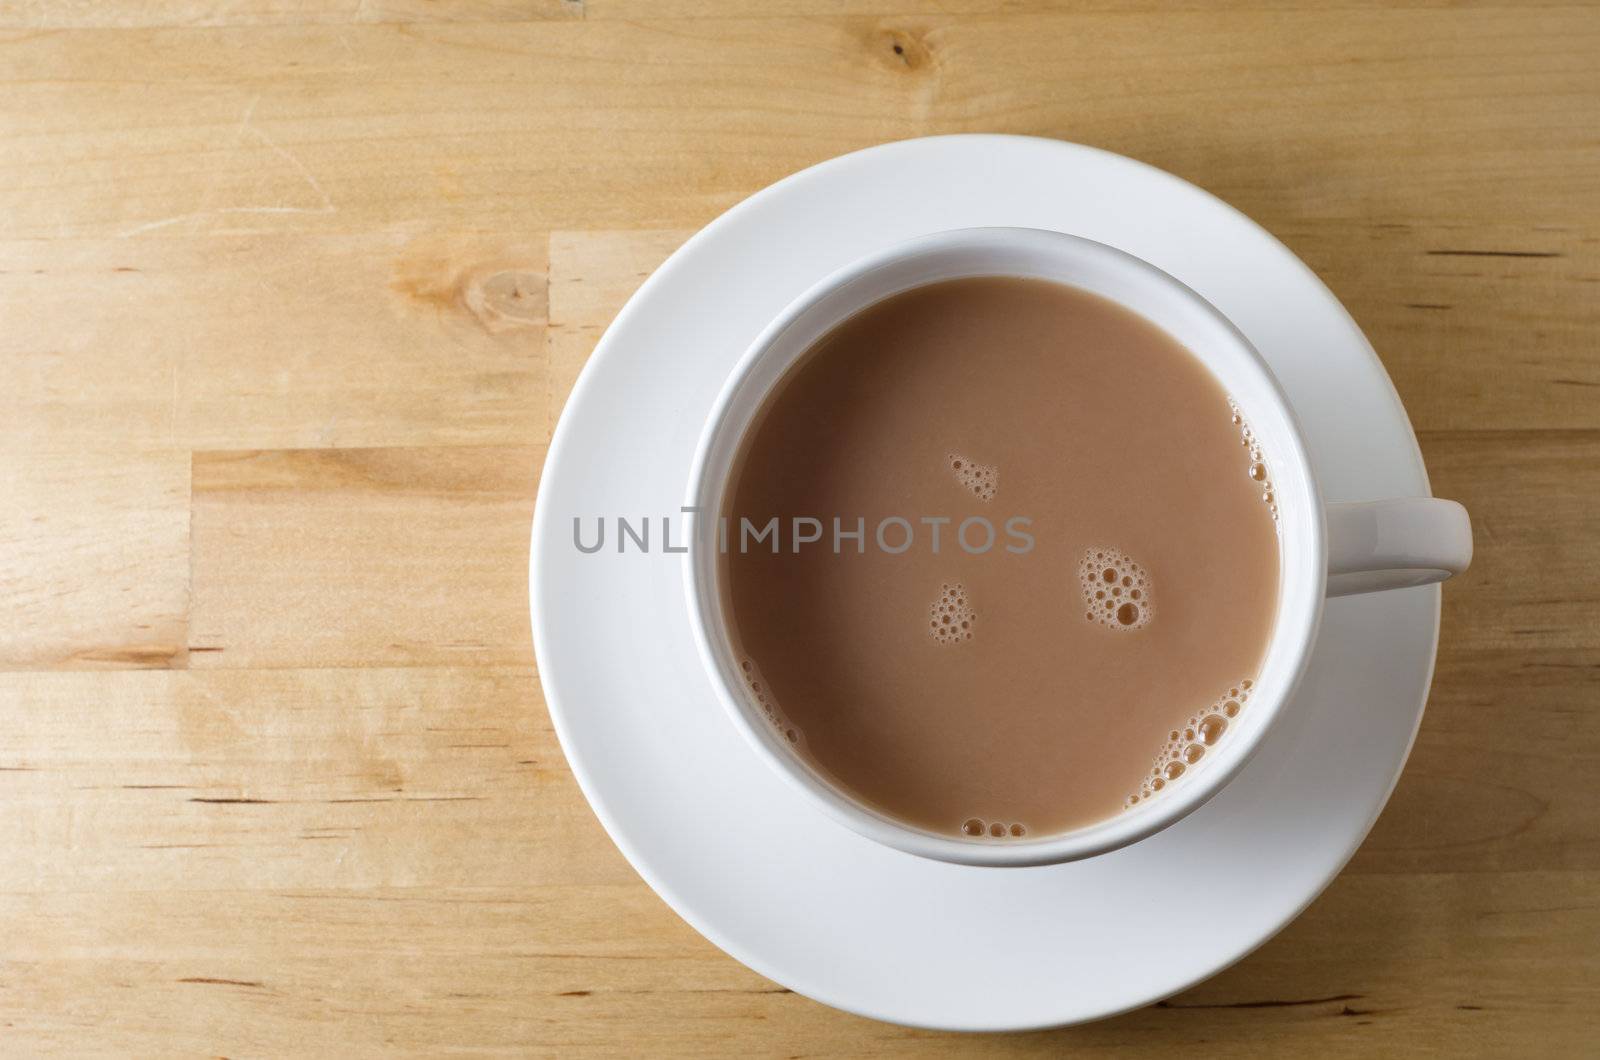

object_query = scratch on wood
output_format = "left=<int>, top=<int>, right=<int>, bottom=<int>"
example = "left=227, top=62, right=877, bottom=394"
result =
left=117, top=207, right=331, bottom=238
left=244, top=124, right=337, bottom=215
left=177, top=977, right=264, bottom=988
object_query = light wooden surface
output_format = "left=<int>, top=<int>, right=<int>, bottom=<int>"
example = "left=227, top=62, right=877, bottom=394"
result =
left=2, top=2, right=1597, bottom=1054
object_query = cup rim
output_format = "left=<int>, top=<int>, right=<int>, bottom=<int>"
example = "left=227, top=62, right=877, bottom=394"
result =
left=682, top=226, right=1326, bottom=867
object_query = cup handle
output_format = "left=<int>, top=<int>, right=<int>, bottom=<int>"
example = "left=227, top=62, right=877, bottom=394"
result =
left=1324, top=498, right=1473, bottom=598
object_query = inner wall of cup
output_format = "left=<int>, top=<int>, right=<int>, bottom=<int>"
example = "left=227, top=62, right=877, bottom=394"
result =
left=694, top=235, right=1321, bottom=846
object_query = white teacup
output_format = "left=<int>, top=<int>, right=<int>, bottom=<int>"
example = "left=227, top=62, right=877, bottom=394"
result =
left=683, top=227, right=1471, bottom=868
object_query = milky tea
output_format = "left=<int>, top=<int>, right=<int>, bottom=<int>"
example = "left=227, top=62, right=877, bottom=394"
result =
left=719, top=276, right=1280, bottom=838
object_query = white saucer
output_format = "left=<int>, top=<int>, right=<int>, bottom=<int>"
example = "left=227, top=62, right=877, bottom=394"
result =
left=529, top=136, right=1440, bottom=1030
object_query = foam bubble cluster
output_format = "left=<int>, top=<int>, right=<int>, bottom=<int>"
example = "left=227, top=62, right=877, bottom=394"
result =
left=960, top=817, right=1028, bottom=839
left=929, top=582, right=975, bottom=644
left=1125, top=679, right=1253, bottom=808
left=1230, top=401, right=1279, bottom=524
left=948, top=452, right=997, bottom=502
left=739, top=658, right=803, bottom=747
left=1078, top=548, right=1152, bottom=630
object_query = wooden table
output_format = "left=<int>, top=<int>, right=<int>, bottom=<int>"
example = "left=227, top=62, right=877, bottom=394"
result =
left=2, top=2, right=1596, bottom=1054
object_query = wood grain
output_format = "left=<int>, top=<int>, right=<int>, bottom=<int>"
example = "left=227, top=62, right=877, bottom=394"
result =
left=6, top=0, right=1581, bottom=29
left=1, top=873, right=1594, bottom=1053
left=0, top=0, right=578, bottom=28
left=1, top=9, right=1595, bottom=241
left=1, top=234, right=547, bottom=453
left=0, top=667, right=624, bottom=891
left=1427, top=430, right=1599, bottom=652
left=190, top=447, right=540, bottom=669
left=0, top=449, right=189, bottom=669
left=1, top=0, right=1597, bottom=1053
left=1283, top=223, right=1600, bottom=433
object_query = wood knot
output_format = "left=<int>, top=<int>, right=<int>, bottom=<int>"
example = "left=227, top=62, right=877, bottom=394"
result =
left=390, top=237, right=548, bottom=335
left=873, top=27, right=933, bottom=72
left=468, top=270, right=546, bottom=330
